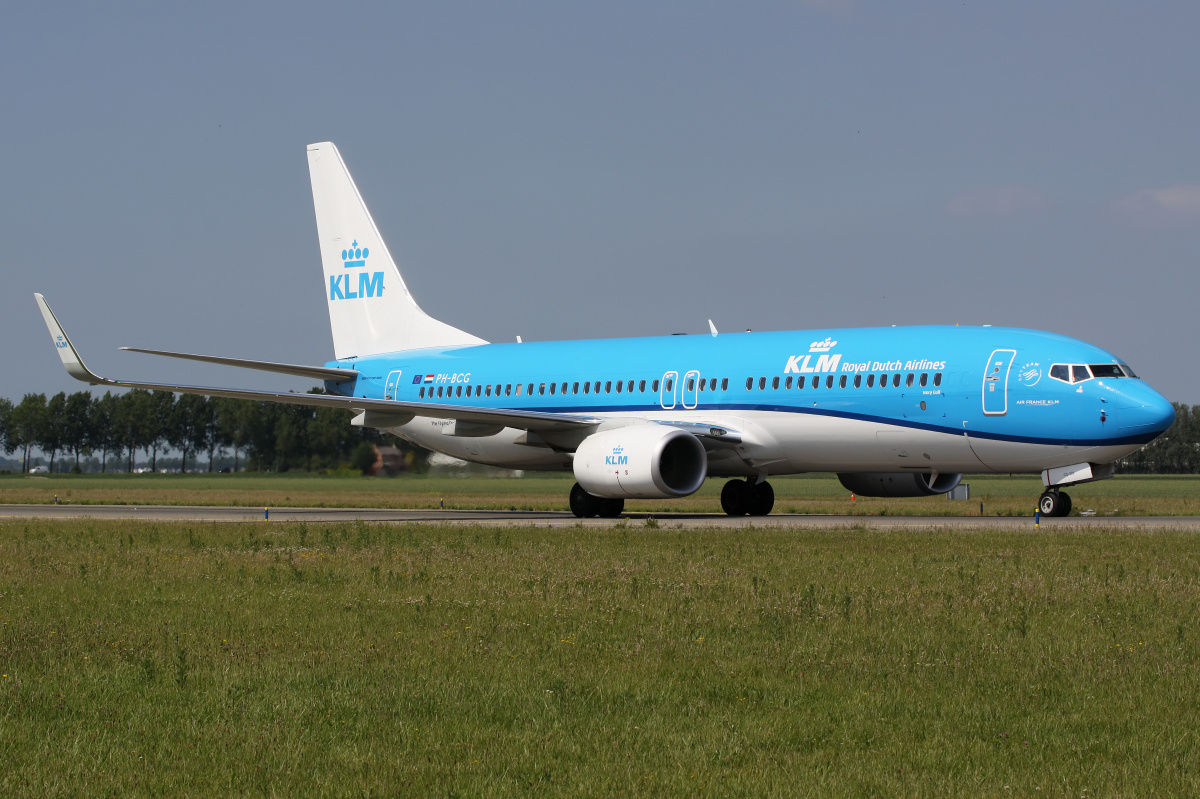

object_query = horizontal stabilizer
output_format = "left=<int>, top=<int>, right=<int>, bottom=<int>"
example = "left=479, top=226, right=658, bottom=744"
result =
left=120, top=347, right=357, bottom=383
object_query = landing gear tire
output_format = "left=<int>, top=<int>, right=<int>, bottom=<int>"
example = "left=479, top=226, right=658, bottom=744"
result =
left=749, top=481, right=775, bottom=516
left=721, top=479, right=775, bottom=516
left=570, top=483, right=598, bottom=518
left=597, top=497, right=625, bottom=518
left=1038, top=490, right=1072, bottom=517
left=569, top=483, right=624, bottom=519
left=721, top=479, right=751, bottom=516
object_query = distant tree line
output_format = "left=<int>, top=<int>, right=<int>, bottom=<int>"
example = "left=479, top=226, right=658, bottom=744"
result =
left=1117, top=403, right=1200, bottom=473
left=0, top=389, right=428, bottom=474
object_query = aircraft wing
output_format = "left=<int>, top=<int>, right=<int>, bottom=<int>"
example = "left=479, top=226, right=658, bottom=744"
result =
left=35, top=294, right=598, bottom=434
left=119, top=347, right=359, bottom=383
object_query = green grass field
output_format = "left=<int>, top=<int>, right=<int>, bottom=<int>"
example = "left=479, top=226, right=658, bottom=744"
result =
left=3, top=472, right=1200, bottom=516
left=2, top=518, right=1199, bottom=796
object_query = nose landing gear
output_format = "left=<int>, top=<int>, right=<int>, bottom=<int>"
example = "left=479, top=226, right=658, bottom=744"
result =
left=721, top=478, right=775, bottom=516
left=1038, top=490, right=1072, bottom=517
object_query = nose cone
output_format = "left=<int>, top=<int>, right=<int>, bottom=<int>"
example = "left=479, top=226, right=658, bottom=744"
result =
left=1116, top=382, right=1175, bottom=438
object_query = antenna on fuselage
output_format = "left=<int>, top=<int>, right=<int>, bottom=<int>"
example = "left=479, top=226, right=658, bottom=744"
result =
left=708, top=320, right=718, bottom=337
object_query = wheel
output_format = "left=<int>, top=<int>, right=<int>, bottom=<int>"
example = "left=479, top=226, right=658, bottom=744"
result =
left=597, top=497, right=625, bottom=518
left=1039, top=491, right=1066, bottom=517
left=1059, top=492, right=1072, bottom=516
left=570, top=483, right=598, bottom=518
left=721, top=479, right=751, bottom=516
left=749, top=480, right=775, bottom=516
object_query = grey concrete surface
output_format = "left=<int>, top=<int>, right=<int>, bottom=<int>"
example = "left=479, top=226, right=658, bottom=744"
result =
left=1, top=504, right=1198, bottom=530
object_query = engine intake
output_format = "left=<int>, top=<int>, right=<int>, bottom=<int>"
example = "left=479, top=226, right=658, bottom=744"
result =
left=574, top=425, right=707, bottom=499
left=837, top=472, right=963, bottom=498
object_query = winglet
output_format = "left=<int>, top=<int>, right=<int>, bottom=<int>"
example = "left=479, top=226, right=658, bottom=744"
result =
left=34, top=294, right=110, bottom=385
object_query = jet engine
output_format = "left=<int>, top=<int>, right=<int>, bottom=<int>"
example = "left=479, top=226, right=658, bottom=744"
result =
left=573, top=425, right=707, bottom=499
left=837, top=471, right=963, bottom=497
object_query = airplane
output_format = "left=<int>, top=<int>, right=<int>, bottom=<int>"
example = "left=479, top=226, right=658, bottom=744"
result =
left=36, top=142, right=1175, bottom=518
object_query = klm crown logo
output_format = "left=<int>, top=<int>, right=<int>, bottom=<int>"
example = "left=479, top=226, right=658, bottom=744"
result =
left=342, top=240, right=369, bottom=268
left=809, top=337, right=837, bottom=353
left=330, top=238, right=384, bottom=301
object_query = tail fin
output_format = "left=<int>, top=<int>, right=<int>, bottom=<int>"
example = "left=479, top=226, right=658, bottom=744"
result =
left=307, top=142, right=486, bottom=359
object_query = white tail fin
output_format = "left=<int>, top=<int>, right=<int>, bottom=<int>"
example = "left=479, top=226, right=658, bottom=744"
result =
left=307, top=142, right=486, bottom=359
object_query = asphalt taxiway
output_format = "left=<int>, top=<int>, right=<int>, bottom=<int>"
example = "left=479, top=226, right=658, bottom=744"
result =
left=1, top=504, right=1199, bottom=530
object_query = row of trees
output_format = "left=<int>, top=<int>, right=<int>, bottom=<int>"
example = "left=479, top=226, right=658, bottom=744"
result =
left=2, top=390, right=1196, bottom=475
left=0, top=389, right=425, bottom=474
left=1116, top=403, right=1200, bottom=473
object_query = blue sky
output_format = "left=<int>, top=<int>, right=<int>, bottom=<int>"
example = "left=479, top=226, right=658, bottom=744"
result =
left=4, top=1, right=1199, bottom=402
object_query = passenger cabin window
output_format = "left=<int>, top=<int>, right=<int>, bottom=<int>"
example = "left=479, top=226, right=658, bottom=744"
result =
left=594, top=381, right=601, bottom=393
left=721, top=378, right=728, bottom=391
left=505, top=384, right=512, bottom=396
left=771, top=377, right=779, bottom=390
left=893, top=374, right=901, bottom=388
left=796, top=376, right=806, bottom=389
left=905, top=373, right=914, bottom=388
left=854, top=374, right=862, bottom=388
left=652, top=380, right=660, bottom=392
left=639, top=380, right=646, bottom=392
left=627, top=380, right=634, bottom=392
left=572, top=382, right=580, bottom=394
left=419, top=387, right=425, bottom=398
left=826, top=375, right=834, bottom=388
left=867, top=374, right=875, bottom=388
left=919, top=373, right=928, bottom=387
left=561, top=383, right=567, bottom=394
left=933, top=372, right=942, bottom=387
left=879, top=373, right=887, bottom=387
left=605, top=381, right=612, bottom=393
left=839, top=375, right=847, bottom=388
left=583, top=382, right=590, bottom=394
left=616, top=381, right=623, bottom=393
left=664, top=379, right=672, bottom=392
left=516, top=384, right=523, bottom=396
left=785, top=376, right=793, bottom=389
left=746, top=378, right=753, bottom=390
left=759, top=377, right=766, bottom=390
left=549, top=383, right=556, bottom=395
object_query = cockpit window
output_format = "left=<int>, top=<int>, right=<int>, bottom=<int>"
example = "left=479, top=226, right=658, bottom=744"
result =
left=1119, top=363, right=1138, bottom=379
left=1051, top=363, right=1114, bottom=384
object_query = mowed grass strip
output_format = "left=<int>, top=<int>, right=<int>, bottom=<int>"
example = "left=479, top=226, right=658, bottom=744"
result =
left=5, top=472, right=1200, bottom=515
left=2, top=520, right=1199, bottom=796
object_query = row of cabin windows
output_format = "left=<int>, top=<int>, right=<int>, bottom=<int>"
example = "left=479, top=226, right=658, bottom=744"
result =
left=746, top=372, right=943, bottom=391
left=417, top=376, right=734, bottom=400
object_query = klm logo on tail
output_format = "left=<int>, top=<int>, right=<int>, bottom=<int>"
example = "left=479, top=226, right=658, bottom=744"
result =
left=330, top=239, right=384, bottom=301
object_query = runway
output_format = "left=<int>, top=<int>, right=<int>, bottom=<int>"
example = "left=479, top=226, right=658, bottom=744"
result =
left=2, top=503, right=1199, bottom=530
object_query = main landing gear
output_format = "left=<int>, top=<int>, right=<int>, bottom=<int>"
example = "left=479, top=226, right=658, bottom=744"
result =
left=1038, top=490, right=1073, bottom=517
left=569, top=483, right=625, bottom=519
left=720, top=478, right=775, bottom=517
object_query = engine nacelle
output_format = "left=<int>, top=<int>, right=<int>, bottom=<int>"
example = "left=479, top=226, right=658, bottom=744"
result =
left=837, top=471, right=963, bottom=498
left=574, top=425, right=707, bottom=499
